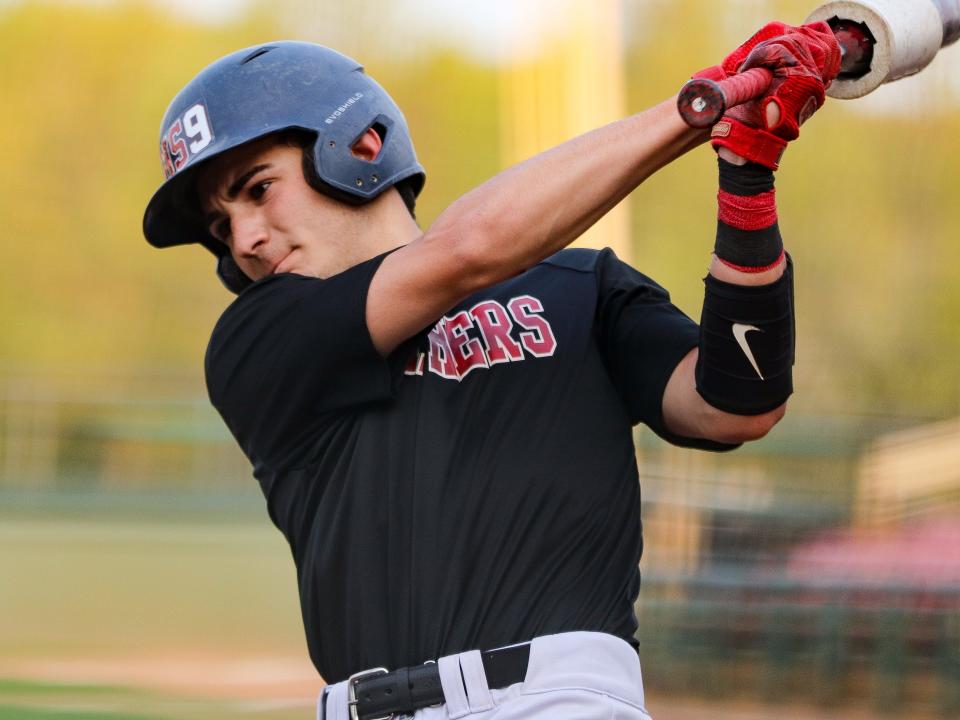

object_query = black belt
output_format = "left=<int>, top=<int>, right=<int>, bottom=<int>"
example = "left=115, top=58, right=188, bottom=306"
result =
left=346, top=642, right=530, bottom=720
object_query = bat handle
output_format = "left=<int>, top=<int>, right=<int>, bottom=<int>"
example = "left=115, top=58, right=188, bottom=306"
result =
left=677, top=68, right=774, bottom=128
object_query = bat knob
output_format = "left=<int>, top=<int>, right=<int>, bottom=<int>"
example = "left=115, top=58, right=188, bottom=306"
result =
left=678, top=78, right=726, bottom=128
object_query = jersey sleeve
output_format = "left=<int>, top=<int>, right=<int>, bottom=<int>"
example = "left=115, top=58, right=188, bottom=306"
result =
left=205, top=251, right=402, bottom=470
left=594, top=248, right=737, bottom=452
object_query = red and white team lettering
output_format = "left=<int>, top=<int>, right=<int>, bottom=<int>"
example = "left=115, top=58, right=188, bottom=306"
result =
left=160, top=102, right=214, bottom=179
left=469, top=300, right=523, bottom=365
left=406, top=296, right=557, bottom=380
left=507, top=296, right=556, bottom=357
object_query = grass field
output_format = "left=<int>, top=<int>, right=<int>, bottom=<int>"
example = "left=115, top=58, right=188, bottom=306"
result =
left=1, top=507, right=319, bottom=719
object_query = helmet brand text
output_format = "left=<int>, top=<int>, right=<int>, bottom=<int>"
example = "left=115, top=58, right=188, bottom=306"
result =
left=325, top=93, right=364, bottom=125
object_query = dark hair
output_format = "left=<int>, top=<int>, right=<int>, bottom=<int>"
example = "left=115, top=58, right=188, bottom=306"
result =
left=277, top=129, right=418, bottom=220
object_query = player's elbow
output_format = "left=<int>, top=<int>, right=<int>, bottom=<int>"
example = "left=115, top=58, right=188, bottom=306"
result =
left=707, top=403, right=787, bottom=444
left=740, top=403, right=786, bottom=442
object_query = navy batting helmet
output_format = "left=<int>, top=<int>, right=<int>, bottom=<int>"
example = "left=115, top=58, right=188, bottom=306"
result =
left=142, top=41, right=425, bottom=293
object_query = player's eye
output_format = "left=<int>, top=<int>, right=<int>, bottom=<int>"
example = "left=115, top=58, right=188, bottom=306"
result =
left=249, top=180, right=272, bottom=201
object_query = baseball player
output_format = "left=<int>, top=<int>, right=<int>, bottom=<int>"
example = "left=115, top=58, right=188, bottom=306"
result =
left=143, top=21, right=839, bottom=720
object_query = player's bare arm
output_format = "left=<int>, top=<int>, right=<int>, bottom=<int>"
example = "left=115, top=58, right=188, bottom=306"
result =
left=367, top=97, right=710, bottom=356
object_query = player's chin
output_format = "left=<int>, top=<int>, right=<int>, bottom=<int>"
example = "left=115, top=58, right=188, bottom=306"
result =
left=270, top=249, right=303, bottom=277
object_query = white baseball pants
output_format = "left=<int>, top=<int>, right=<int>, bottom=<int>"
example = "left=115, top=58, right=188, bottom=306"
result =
left=318, top=631, right=654, bottom=720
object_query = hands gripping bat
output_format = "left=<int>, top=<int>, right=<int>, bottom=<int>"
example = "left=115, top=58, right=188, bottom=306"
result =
left=678, top=0, right=960, bottom=128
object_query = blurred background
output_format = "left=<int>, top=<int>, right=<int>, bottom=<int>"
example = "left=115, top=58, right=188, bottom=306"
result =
left=1, top=0, right=958, bottom=718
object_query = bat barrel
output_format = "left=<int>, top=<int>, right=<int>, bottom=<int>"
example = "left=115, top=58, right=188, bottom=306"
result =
left=807, top=0, right=953, bottom=99
left=931, top=0, right=960, bottom=46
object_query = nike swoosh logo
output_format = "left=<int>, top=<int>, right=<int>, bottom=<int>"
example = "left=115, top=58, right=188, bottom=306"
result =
left=732, top=323, right=764, bottom=380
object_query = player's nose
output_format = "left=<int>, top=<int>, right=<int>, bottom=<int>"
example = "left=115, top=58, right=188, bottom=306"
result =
left=230, top=209, right=269, bottom=258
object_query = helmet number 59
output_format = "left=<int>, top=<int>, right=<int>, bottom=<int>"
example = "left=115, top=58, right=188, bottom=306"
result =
left=183, top=104, right=213, bottom=154
left=160, top=102, right=215, bottom=178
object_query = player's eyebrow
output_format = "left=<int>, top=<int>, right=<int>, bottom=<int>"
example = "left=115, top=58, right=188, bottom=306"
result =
left=202, top=163, right=272, bottom=227
left=226, top=163, right=272, bottom=199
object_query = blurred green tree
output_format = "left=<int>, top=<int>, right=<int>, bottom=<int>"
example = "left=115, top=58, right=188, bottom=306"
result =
left=0, top=0, right=957, bottom=418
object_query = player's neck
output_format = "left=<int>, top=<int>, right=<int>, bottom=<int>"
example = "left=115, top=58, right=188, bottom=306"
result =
left=357, top=187, right=422, bottom=256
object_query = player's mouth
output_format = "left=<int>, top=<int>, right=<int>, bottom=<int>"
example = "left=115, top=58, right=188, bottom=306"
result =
left=271, top=250, right=296, bottom=276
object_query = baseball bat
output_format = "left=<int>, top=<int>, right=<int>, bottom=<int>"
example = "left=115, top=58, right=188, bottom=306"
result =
left=677, top=0, right=960, bottom=128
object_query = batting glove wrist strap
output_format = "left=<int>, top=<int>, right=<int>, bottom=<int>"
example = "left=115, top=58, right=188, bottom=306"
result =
left=711, top=118, right=788, bottom=170
left=696, top=255, right=795, bottom=416
left=715, top=158, right=783, bottom=270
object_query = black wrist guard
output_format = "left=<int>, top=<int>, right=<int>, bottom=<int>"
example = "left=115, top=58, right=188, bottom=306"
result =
left=715, top=158, right=783, bottom=271
left=696, top=255, right=795, bottom=415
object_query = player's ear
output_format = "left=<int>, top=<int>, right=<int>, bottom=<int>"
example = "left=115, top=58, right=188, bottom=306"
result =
left=350, top=127, right=383, bottom=162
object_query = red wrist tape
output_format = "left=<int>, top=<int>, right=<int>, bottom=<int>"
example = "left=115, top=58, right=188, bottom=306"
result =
left=718, top=189, right=778, bottom=231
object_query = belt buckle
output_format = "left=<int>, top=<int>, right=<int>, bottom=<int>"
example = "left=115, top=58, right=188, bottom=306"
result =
left=347, top=666, right=390, bottom=720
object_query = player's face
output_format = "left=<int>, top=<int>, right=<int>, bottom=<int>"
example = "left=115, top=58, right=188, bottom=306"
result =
left=197, top=137, right=366, bottom=282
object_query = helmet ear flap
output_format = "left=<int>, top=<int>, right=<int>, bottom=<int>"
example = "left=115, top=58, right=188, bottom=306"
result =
left=217, top=254, right=253, bottom=294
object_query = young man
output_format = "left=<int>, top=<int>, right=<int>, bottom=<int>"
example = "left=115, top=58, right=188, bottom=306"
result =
left=143, top=22, right=839, bottom=720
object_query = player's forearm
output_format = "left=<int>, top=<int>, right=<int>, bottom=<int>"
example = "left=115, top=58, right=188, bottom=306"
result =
left=684, top=156, right=793, bottom=439
left=429, top=97, right=709, bottom=290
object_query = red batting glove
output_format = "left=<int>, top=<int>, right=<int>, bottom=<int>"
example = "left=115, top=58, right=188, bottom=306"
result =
left=695, top=21, right=842, bottom=169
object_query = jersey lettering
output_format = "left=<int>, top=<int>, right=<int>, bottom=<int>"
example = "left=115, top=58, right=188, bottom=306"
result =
left=470, top=300, right=524, bottom=365
left=404, top=349, right=425, bottom=376
left=407, top=296, right=557, bottom=381
left=427, top=320, right=459, bottom=380
left=508, top=296, right=558, bottom=357
left=446, top=310, right=489, bottom=378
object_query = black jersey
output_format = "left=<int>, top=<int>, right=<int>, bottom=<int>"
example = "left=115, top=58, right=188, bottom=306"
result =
left=206, top=247, right=727, bottom=682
